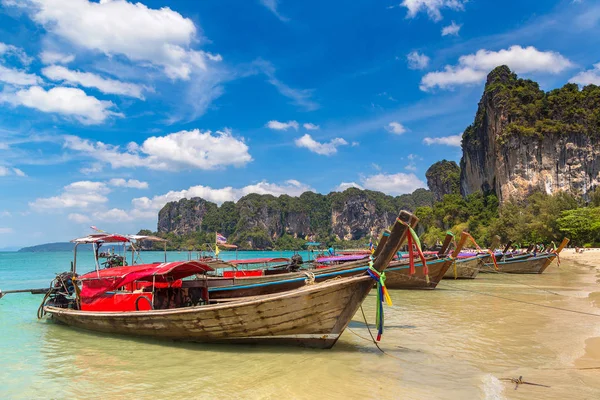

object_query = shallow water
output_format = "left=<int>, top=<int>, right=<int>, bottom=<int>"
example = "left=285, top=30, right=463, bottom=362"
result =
left=1, top=251, right=599, bottom=399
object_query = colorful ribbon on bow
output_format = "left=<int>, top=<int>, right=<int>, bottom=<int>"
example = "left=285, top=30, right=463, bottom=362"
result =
left=465, top=232, right=499, bottom=271
left=397, top=218, right=429, bottom=282
left=367, top=257, right=392, bottom=341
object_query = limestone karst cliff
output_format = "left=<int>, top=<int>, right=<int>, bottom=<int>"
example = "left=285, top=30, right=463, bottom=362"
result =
left=460, top=65, right=600, bottom=203
left=426, top=160, right=461, bottom=201
left=156, top=188, right=433, bottom=248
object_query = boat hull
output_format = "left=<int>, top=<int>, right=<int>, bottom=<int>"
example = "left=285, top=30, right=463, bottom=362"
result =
left=385, top=258, right=453, bottom=289
left=480, top=254, right=556, bottom=274
left=442, top=256, right=485, bottom=279
left=45, top=275, right=375, bottom=349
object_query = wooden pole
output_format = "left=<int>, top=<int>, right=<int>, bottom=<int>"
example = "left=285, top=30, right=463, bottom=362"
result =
left=437, top=233, right=454, bottom=256
left=373, top=210, right=418, bottom=273
left=451, top=232, right=470, bottom=259
left=372, top=231, right=390, bottom=258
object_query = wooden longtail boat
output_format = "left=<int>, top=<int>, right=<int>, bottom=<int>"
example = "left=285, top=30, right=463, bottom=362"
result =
left=480, top=238, right=569, bottom=274
left=43, top=210, right=418, bottom=348
left=442, top=235, right=501, bottom=279
left=383, top=232, right=469, bottom=289
left=204, top=232, right=455, bottom=299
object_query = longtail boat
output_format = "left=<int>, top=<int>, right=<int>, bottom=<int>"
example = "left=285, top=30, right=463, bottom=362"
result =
left=383, top=231, right=469, bottom=289
left=443, top=235, right=501, bottom=279
left=480, top=238, right=569, bottom=274
left=39, top=210, right=418, bottom=348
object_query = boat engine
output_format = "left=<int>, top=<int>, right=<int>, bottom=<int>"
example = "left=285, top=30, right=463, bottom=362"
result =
left=289, top=254, right=303, bottom=272
left=38, top=272, right=79, bottom=318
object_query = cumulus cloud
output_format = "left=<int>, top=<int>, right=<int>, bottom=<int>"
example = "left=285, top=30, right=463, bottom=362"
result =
left=8, top=0, right=221, bottom=80
left=108, top=178, right=148, bottom=189
left=42, top=65, right=147, bottom=99
left=64, top=129, right=252, bottom=171
left=361, top=172, right=425, bottom=196
left=423, top=134, right=462, bottom=146
left=0, top=42, right=32, bottom=65
left=407, top=51, right=430, bottom=70
left=294, top=134, right=348, bottom=155
left=570, top=62, right=600, bottom=86
left=401, top=0, right=467, bottom=22
left=386, top=121, right=407, bottom=134
left=420, top=45, right=574, bottom=91
left=30, top=181, right=110, bottom=209
left=1, top=86, right=121, bottom=124
left=68, top=213, right=90, bottom=223
left=0, top=65, right=42, bottom=86
left=266, top=120, right=299, bottom=131
left=441, top=21, right=461, bottom=36
left=39, top=50, right=75, bottom=65
left=334, top=182, right=363, bottom=192
left=303, top=123, right=319, bottom=130
left=130, top=180, right=314, bottom=219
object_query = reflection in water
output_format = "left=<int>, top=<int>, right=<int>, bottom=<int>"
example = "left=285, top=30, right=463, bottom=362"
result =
left=2, top=254, right=600, bottom=399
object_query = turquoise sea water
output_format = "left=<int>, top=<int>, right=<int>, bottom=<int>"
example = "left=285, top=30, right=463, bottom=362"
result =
left=2, top=250, right=600, bottom=399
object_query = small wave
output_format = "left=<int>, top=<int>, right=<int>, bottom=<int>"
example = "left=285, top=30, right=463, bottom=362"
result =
left=482, top=374, right=505, bottom=400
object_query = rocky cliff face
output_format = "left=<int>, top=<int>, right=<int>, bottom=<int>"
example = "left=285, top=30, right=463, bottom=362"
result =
left=157, top=197, right=214, bottom=235
left=460, top=66, right=600, bottom=203
left=156, top=187, right=432, bottom=247
left=426, top=160, right=461, bottom=201
left=331, top=191, right=396, bottom=240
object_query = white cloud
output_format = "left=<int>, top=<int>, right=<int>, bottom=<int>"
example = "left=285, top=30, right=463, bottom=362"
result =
left=0, top=42, right=32, bottom=65
left=294, top=134, right=348, bottom=156
left=303, top=123, right=319, bottom=130
left=93, top=208, right=133, bottom=222
left=401, top=0, right=467, bottom=22
left=442, top=21, right=461, bottom=36
left=260, top=0, right=289, bottom=22
left=421, top=46, right=574, bottom=91
left=12, top=168, right=26, bottom=177
left=386, top=121, right=407, bottom=135
left=10, top=0, right=221, bottom=80
left=570, top=62, right=600, bottom=86
left=407, top=51, right=430, bottom=70
left=42, top=65, right=147, bottom=99
left=39, top=50, right=75, bottom=65
left=256, top=61, right=319, bottom=111
left=405, top=163, right=417, bottom=171
left=266, top=120, right=299, bottom=131
left=0, top=65, right=41, bottom=86
left=30, top=181, right=110, bottom=209
left=0, top=166, right=27, bottom=177
left=0, top=211, right=11, bottom=217
left=64, top=129, right=252, bottom=171
left=1, top=86, right=121, bottom=124
left=131, top=180, right=314, bottom=218
left=0, top=227, right=13, bottom=234
left=335, top=182, right=363, bottom=192
left=361, top=172, right=425, bottom=196
left=68, top=213, right=90, bottom=223
left=108, top=178, right=148, bottom=189
left=423, top=134, right=462, bottom=146
left=80, top=163, right=103, bottom=175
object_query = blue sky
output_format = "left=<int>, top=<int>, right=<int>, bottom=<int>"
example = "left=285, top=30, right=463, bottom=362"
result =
left=1, top=0, right=600, bottom=247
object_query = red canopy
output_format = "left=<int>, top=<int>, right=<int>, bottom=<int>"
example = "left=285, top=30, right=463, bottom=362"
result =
left=79, top=261, right=213, bottom=299
left=228, top=257, right=289, bottom=265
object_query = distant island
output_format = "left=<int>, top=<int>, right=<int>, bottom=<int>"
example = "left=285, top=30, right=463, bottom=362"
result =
left=18, top=242, right=87, bottom=252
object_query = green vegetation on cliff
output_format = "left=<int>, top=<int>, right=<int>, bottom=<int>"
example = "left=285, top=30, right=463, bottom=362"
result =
left=470, top=65, right=600, bottom=145
left=150, top=187, right=433, bottom=250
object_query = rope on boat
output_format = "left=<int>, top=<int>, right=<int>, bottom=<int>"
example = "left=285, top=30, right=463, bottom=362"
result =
left=500, top=376, right=550, bottom=390
left=302, top=271, right=315, bottom=285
